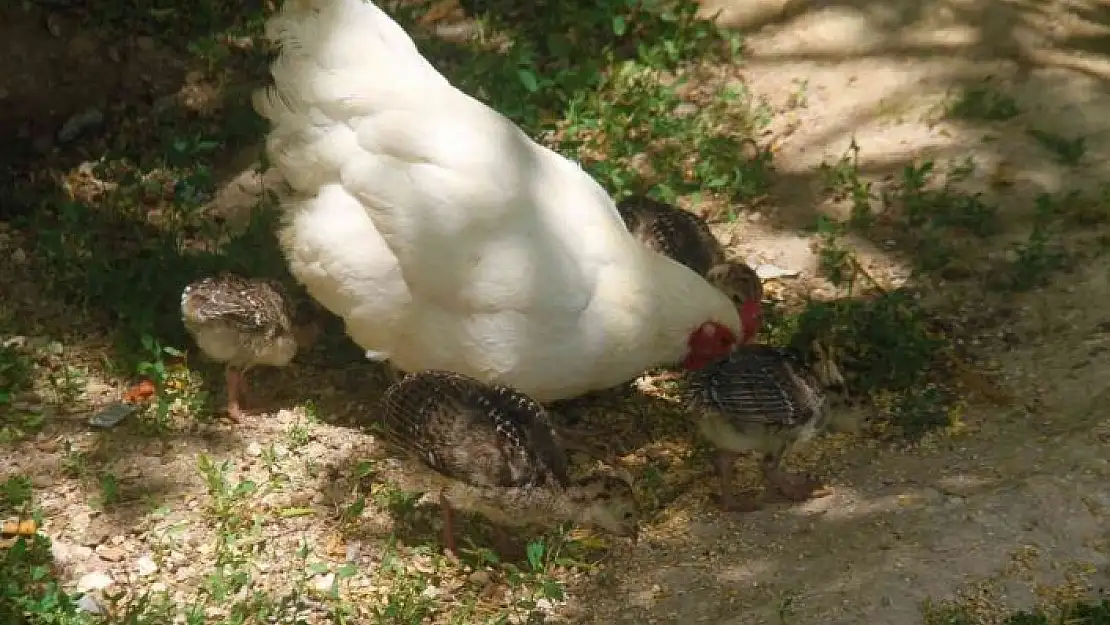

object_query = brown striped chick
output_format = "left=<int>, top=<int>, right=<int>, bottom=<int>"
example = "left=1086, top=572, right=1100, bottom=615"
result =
left=616, top=195, right=724, bottom=276
left=378, top=370, right=640, bottom=557
left=181, top=273, right=318, bottom=422
left=685, top=344, right=833, bottom=512
left=617, top=195, right=763, bottom=343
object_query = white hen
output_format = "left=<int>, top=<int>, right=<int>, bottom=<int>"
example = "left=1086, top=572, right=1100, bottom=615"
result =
left=253, top=0, right=745, bottom=402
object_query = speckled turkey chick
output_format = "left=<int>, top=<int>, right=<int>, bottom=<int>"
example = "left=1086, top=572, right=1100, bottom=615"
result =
left=617, top=195, right=763, bottom=342
left=378, top=370, right=640, bottom=556
left=616, top=195, right=724, bottom=276
left=181, top=273, right=310, bottom=422
left=685, top=344, right=832, bottom=511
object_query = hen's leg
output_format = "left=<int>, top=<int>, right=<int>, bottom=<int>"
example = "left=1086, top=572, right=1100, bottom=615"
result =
left=225, top=367, right=245, bottom=423
left=761, top=453, right=828, bottom=502
left=715, top=451, right=761, bottom=512
left=439, top=491, right=460, bottom=562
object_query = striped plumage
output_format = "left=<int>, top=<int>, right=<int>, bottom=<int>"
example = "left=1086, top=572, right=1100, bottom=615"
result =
left=617, top=195, right=763, bottom=342
left=181, top=273, right=302, bottom=421
left=380, top=369, right=568, bottom=489
left=685, top=344, right=830, bottom=511
left=378, top=370, right=639, bottom=555
left=616, top=195, right=723, bottom=276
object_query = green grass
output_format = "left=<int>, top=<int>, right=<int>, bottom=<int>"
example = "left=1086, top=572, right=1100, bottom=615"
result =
left=773, top=133, right=1110, bottom=437
left=944, top=83, right=1020, bottom=122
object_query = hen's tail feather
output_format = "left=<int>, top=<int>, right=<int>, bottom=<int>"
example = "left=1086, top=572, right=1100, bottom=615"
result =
left=254, top=0, right=448, bottom=124
left=253, top=0, right=450, bottom=191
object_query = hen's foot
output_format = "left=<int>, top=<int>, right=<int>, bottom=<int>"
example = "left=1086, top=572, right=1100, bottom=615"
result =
left=765, top=468, right=830, bottom=502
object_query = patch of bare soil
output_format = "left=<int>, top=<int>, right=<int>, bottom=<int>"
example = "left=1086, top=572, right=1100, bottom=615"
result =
left=1, top=6, right=186, bottom=172
left=574, top=0, right=1110, bottom=622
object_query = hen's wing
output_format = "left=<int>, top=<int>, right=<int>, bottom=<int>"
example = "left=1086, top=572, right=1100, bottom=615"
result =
left=686, top=344, right=825, bottom=427
left=379, top=370, right=570, bottom=488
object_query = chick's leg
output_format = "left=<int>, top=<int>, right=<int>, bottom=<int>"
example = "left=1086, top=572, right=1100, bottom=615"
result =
left=225, top=367, right=245, bottom=423
left=439, top=491, right=460, bottom=563
left=760, top=453, right=827, bottom=502
left=714, top=451, right=761, bottom=512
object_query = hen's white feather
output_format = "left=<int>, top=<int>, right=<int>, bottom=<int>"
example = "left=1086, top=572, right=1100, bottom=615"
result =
left=255, top=0, right=743, bottom=401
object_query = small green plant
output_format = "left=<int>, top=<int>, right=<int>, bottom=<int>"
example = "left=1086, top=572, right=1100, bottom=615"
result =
left=135, top=333, right=206, bottom=428
left=996, top=194, right=1071, bottom=291
left=945, top=85, right=1020, bottom=121
left=1, top=532, right=87, bottom=625
left=370, top=481, right=423, bottom=520
left=197, top=453, right=258, bottom=531
left=923, top=597, right=1110, bottom=625
left=820, top=144, right=999, bottom=278
left=1028, top=128, right=1086, bottom=166
left=372, top=545, right=435, bottom=625
left=60, top=442, right=91, bottom=479
left=0, top=343, right=32, bottom=403
left=97, top=471, right=122, bottom=509
left=286, top=405, right=316, bottom=449
left=0, top=343, right=41, bottom=443
left=0, top=477, right=89, bottom=623
left=0, top=474, right=33, bottom=513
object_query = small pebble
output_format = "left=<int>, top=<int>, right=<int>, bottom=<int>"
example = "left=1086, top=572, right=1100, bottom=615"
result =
left=76, top=571, right=113, bottom=592
left=136, top=555, right=158, bottom=577
left=96, top=545, right=125, bottom=562
left=345, top=541, right=361, bottom=563
left=311, top=572, right=335, bottom=592
left=76, top=593, right=105, bottom=614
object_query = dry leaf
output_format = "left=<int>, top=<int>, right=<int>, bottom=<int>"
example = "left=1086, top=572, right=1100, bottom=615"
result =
left=124, top=379, right=156, bottom=403
left=2, top=519, right=38, bottom=537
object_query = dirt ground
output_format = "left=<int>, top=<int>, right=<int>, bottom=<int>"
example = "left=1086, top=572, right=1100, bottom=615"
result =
left=3, top=0, right=1110, bottom=623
